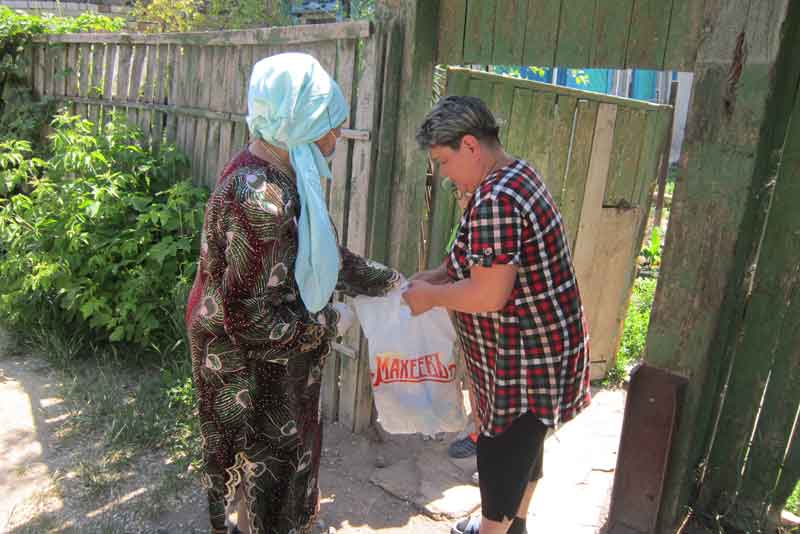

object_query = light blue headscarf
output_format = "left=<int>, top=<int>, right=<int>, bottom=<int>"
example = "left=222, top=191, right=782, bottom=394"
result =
left=247, top=53, right=348, bottom=313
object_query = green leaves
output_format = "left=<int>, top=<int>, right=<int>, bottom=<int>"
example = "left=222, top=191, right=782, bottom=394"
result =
left=0, top=111, right=208, bottom=352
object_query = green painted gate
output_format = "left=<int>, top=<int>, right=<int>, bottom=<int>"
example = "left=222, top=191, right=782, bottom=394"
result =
left=427, top=68, right=673, bottom=379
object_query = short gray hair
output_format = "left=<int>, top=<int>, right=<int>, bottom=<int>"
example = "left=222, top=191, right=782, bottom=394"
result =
left=416, top=96, right=500, bottom=150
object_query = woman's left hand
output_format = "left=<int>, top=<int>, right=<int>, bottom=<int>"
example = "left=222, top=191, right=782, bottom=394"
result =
left=402, top=280, right=437, bottom=316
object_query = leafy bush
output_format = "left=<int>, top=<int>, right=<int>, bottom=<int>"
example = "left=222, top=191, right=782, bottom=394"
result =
left=0, top=111, right=207, bottom=355
left=788, top=480, right=800, bottom=516
left=0, top=139, right=44, bottom=195
left=0, top=7, right=124, bottom=144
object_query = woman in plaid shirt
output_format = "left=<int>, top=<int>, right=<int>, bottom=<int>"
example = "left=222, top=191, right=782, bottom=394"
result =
left=403, top=96, right=591, bottom=534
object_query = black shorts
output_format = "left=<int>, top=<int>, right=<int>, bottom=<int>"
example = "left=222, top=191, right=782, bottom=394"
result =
left=476, top=412, right=547, bottom=522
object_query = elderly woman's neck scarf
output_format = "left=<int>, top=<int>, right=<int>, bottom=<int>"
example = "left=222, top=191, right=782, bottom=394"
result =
left=246, top=53, right=348, bottom=313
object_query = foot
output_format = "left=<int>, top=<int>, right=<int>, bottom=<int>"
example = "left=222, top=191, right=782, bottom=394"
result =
left=451, top=515, right=481, bottom=534
left=448, top=432, right=478, bottom=458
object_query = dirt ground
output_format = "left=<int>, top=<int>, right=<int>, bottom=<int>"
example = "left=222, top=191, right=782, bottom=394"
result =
left=0, top=334, right=625, bottom=534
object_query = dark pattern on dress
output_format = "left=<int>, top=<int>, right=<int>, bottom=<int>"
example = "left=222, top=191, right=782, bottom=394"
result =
left=186, top=149, right=399, bottom=534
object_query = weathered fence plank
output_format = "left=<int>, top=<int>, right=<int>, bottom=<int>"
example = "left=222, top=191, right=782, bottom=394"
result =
left=644, top=1, right=795, bottom=530
left=592, top=0, right=634, bottom=68
left=662, top=0, right=704, bottom=72
left=555, top=0, right=595, bottom=68
left=604, top=107, right=646, bottom=207
left=437, top=0, right=466, bottom=65
left=491, top=0, right=527, bottom=66
left=626, top=0, right=673, bottom=69
left=522, top=0, right=560, bottom=67
left=37, top=20, right=372, bottom=46
left=561, top=99, right=598, bottom=250
left=546, top=94, right=577, bottom=206
left=463, top=0, right=495, bottom=65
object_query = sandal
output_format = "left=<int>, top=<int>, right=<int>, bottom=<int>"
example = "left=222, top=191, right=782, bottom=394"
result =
left=448, top=433, right=478, bottom=458
left=451, top=515, right=481, bottom=534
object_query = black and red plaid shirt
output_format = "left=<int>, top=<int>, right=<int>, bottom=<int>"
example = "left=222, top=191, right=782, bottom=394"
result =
left=447, top=159, right=591, bottom=436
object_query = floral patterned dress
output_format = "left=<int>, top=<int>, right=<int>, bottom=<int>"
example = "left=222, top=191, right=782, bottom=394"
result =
left=186, top=149, right=399, bottom=534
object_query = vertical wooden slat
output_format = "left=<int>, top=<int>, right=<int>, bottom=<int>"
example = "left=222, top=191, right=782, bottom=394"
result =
left=88, top=44, right=105, bottom=125
left=591, top=0, right=634, bottom=68
left=78, top=45, right=91, bottom=96
left=208, top=47, right=227, bottom=113
left=555, top=0, right=596, bottom=68
left=66, top=44, right=79, bottom=98
left=702, top=82, right=800, bottom=528
left=489, top=81, right=514, bottom=147
left=437, top=0, right=467, bottom=65
left=205, top=120, right=221, bottom=187
left=338, top=34, right=382, bottom=429
left=64, top=44, right=80, bottom=96
left=505, top=88, right=534, bottom=159
left=469, top=77, right=492, bottom=107
left=193, top=116, right=208, bottom=183
left=116, top=44, right=132, bottom=102
left=217, top=120, right=235, bottom=176
left=572, top=103, right=617, bottom=375
left=604, top=107, right=647, bottom=206
left=523, top=0, right=561, bottom=67
left=329, top=39, right=356, bottom=241
left=33, top=44, right=46, bottom=98
left=560, top=99, right=599, bottom=250
left=221, top=46, right=238, bottom=114
left=546, top=94, right=577, bottom=205
left=463, top=0, right=495, bottom=64
left=626, top=0, right=675, bottom=69
left=103, top=43, right=117, bottom=103
left=526, top=90, right=557, bottom=174
left=128, top=45, right=146, bottom=129
left=631, top=110, right=668, bottom=207
left=369, top=17, right=403, bottom=265
left=663, top=0, right=704, bottom=71
left=193, top=46, right=213, bottom=183
left=237, top=46, right=254, bottom=116
left=445, top=67, right=471, bottom=96
left=232, top=121, right=248, bottom=155
left=573, top=103, right=617, bottom=264
left=53, top=43, right=67, bottom=97
left=492, top=0, right=528, bottom=65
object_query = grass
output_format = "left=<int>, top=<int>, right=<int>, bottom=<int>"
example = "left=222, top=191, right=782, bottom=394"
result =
left=604, top=276, right=658, bottom=386
left=788, top=480, right=800, bottom=516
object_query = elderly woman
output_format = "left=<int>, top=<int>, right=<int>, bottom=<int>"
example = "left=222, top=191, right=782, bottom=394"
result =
left=403, top=96, right=591, bottom=534
left=186, top=53, right=399, bottom=534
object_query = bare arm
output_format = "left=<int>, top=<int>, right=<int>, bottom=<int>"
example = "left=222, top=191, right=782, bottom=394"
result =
left=403, top=263, right=517, bottom=315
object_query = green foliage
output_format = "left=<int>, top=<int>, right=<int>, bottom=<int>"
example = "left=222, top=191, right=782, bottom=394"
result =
left=130, top=0, right=206, bottom=33
left=0, top=138, right=44, bottom=195
left=0, top=7, right=123, bottom=144
left=605, top=277, right=658, bottom=387
left=0, top=111, right=207, bottom=354
left=788, top=480, right=800, bottom=516
left=641, top=227, right=663, bottom=270
left=203, top=0, right=289, bottom=30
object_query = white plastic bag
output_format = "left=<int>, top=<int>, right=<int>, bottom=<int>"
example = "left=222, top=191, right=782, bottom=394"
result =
left=352, top=287, right=467, bottom=436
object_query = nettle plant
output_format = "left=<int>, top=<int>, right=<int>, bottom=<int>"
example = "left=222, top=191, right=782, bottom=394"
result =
left=0, top=111, right=208, bottom=353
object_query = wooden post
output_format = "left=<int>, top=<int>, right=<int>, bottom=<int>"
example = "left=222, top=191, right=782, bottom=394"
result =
left=642, top=2, right=799, bottom=532
left=652, top=80, right=678, bottom=233
left=376, top=0, right=440, bottom=276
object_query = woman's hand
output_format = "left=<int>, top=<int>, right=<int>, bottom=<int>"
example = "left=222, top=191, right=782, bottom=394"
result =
left=409, top=262, right=449, bottom=285
left=402, top=280, right=438, bottom=316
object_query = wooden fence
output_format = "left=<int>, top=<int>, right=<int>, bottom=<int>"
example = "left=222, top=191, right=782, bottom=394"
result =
left=436, top=0, right=704, bottom=71
left=29, top=20, right=389, bottom=432
left=431, top=68, right=673, bottom=379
